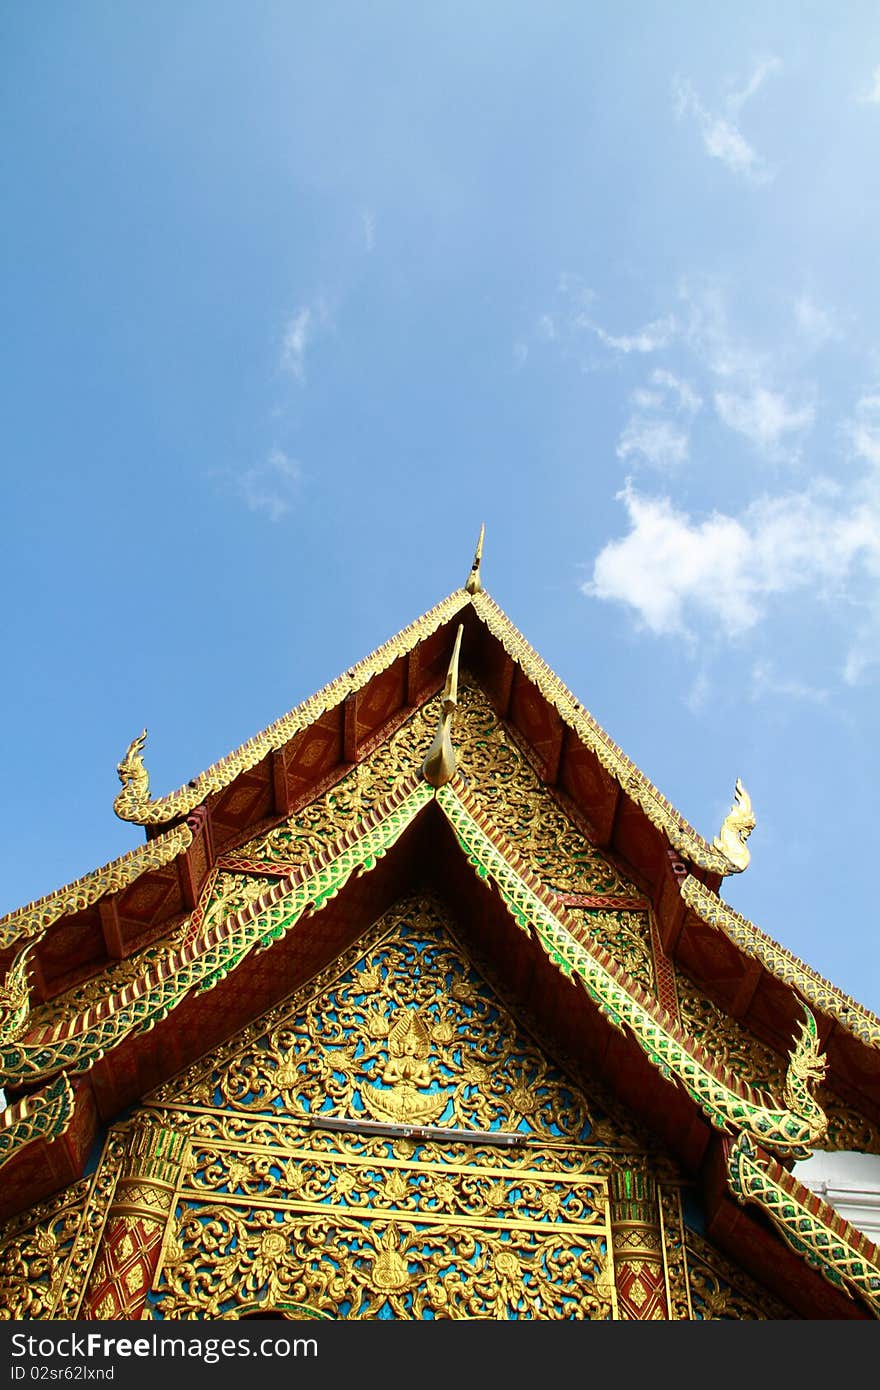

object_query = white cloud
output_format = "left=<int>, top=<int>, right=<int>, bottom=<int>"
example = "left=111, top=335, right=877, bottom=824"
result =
left=281, top=308, right=312, bottom=382
left=589, top=314, right=677, bottom=355
left=674, top=60, right=780, bottom=185
left=238, top=449, right=301, bottom=522
left=586, top=486, right=757, bottom=635
left=714, top=387, right=815, bottom=455
left=794, top=295, right=840, bottom=345
left=849, top=391, right=880, bottom=467
left=678, top=278, right=768, bottom=381
left=675, top=280, right=816, bottom=459
left=513, top=340, right=529, bottom=369
left=280, top=298, right=330, bottom=383
left=617, top=419, right=690, bottom=470
left=650, top=369, right=702, bottom=415
left=751, top=661, right=828, bottom=703
left=685, top=668, right=711, bottom=714
left=701, top=115, right=769, bottom=182
left=615, top=369, right=702, bottom=471
left=727, top=57, right=783, bottom=114
left=585, top=481, right=880, bottom=644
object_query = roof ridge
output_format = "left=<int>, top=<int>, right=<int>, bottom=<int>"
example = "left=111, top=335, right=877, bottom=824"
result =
left=728, top=1130, right=880, bottom=1316
left=2, top=779, right=433, bottom=1080
left=114, top=590, right=469, bottom=826
left=681, top=874, right=880, bottom=1048
left=0, top=822, right=193, bottom=950
left=470, top=591, right=733, bottom=875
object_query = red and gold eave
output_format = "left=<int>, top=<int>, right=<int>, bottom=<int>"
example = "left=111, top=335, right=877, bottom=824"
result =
left=1, top=583, right=879, bottom=1319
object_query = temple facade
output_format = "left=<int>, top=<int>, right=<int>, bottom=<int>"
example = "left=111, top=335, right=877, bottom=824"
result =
left=1, top=541, right=879, bottom=1320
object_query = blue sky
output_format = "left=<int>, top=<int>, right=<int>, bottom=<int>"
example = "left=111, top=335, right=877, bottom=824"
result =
left=2, top=4, right=879, bottom=1015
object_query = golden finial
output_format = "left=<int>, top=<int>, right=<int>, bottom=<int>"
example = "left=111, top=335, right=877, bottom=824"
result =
left=465, top=523, right=485, bottom=595
left=421, top=624, right=464, bottom=788
left=713, top=777, right=756, bottom=872
left=114, top=729, right=151, bottom=816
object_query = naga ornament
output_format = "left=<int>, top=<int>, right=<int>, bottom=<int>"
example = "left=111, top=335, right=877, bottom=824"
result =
left=114, top=729, right=151, bottom=820
left=713, top=778, right=755, bottom=872
left=0, top=943, right=34, bottom=1045
left=783, top=1001, right=828, bottom=1148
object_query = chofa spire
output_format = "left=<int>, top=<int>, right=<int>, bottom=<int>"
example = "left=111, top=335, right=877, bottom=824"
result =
left=420, top=623, right=464, bottom=788
left=713, top=778, right=756, bottom=872
left=465, top=523, right=485, bottom=595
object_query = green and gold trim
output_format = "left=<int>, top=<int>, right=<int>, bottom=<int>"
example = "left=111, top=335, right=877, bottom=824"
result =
left=1, top=779, right=433, bottom=1084
left=0, top=1072, right=76, bottom=1175
left=727, top=1130, right=880, bottom=1318
left=436, top=781, right=827, bottom=1160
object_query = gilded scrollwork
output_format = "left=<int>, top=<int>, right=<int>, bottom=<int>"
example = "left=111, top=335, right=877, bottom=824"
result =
left=727, top=1130, right=880, bottom=1317
left=1, top=782, right=432, bottom=1083
left=0, top=1179, right=91, bottom=1319
left=658, top=1186, right=692, bottom=1320
left=155, top=896, right=600, bottom=1145
left=153, top=1203, right=614, bottom=1320
left=237, top=680, right=638, bottom=904
left=684, top=1224, right=794, bottom=1319
left=33, top=917, right=193, bottom=1030
left=569, top=909, right=655, bottom=997
left=136, top=893, right=685, bottom=1319
left=0, top=1073, right=76, bottom=1175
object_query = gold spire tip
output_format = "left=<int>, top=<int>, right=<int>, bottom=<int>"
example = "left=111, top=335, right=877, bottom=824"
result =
left=465, top=523, right=485, bottom=595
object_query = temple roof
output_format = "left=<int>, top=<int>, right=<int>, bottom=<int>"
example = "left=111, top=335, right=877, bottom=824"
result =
left=1, top=555, right=879, bottom=1316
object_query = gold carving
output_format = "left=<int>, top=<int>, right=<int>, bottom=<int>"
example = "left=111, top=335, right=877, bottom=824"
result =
left=470, top=591, right=733, bottom=874
left=421, top=624, right=464, bottom=788
left=0, top=1074, right=76, bottom=1176
left=136, top=893, right=693, bottom=1319
left=628, top=1274, right=648, bottom=1308
left=675, top=969, right=880, bottom=1155
left=685, top=1225, right=793, bottom=1319
left=439, top=783, right=828, bottom=1159
left=0, top=1179, right=90, bottom=1320
left=783, top=1003, right=828, bottom=1144
left=114, top=729, right=151, bottom=817
left=713, top=778, right=755, bottom=873
left=232, top=681, right=638, bottom=910
left=727, top=1131, right=880, bottom=1317
left=0, top=944, right=34, bottom=1043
